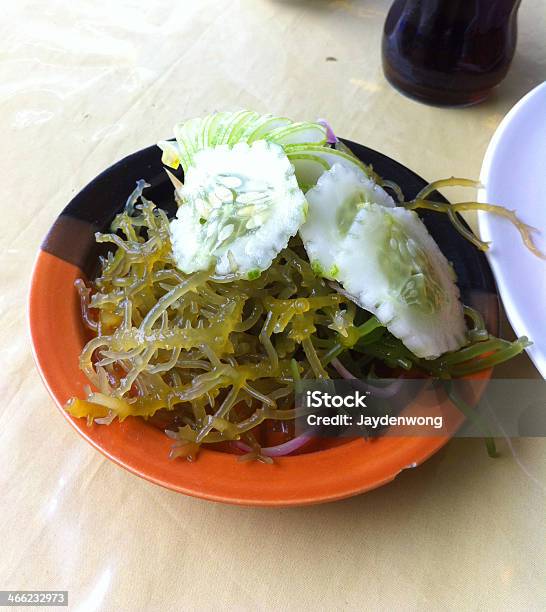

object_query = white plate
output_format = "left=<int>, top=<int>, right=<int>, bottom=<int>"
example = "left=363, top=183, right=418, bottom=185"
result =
left=479, top=82, right=546, bottom=378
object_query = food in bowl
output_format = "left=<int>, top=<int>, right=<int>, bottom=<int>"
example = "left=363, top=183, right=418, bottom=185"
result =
left=65, top=111, right=542, bottom=462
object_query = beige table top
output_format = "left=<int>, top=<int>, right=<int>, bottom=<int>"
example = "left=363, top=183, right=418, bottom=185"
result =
left=1, top=1, right=545, bottom=610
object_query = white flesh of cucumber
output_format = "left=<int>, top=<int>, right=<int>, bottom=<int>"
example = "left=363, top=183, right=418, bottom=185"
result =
left=300, top=164, right=466, bottom=358
left=300, top=163, right=394, bottom=278
left=170, top=141, right=307, bottom=279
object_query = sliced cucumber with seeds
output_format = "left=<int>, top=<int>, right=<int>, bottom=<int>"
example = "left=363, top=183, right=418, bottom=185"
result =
left=300, top=163, right=466, bottom=358
left=338, top=204, right=467, bottom=358
left=170, top=141, right=307, bottom=279
left=300, top=163, right=394, bottom=279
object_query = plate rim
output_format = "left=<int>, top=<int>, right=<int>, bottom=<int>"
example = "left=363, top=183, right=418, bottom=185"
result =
left=478, top=81, right=546, bottom=378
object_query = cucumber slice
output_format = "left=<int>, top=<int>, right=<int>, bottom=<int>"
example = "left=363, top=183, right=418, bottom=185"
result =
left=287, top=144, right=372, bottom=179
left=227, top=111, right=262, bottom=144
left=197, top=113, right=216, bottom=151
left=170, top=141, right=307, bottom=279
left=288, top=154, right=330, bottom=190
left=300, top=163, right=394, bottom=278
left=162, top=112, right=332, bottom=178
left=237, top=113, right=277, bottom=142
left=247, top=116, right=293, bottom=142
left=338, top=204, right=467, bottom=358
left=167, top=112, right=264, bottom=169
left=267, top=122, right=327, bottom=147
left=207, top=111, right=232, bottom=147
left=173, top=117, right=203, bottom=164
left=217, top=110, right=253, bottom=145
left=300, top=164, right=466, bottom=358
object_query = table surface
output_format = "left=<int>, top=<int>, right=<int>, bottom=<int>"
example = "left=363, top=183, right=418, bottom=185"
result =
left=1, top=1, right=545, bottom=610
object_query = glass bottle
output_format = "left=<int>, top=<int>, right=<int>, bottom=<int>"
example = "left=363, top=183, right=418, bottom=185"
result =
left=382, top=0, right=521, bottom=106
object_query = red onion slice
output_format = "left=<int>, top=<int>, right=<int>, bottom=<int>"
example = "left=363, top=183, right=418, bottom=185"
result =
left=317, top=118, right=337, bottom=144
left=234, top=431, right=314, bottom=457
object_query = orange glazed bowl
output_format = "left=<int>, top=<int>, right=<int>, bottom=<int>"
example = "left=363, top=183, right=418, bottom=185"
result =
left=29, top=140, right=498, bottom=506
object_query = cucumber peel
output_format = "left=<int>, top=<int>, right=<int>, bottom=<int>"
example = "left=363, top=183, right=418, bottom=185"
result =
left=160, top=111, right=328, bottom=181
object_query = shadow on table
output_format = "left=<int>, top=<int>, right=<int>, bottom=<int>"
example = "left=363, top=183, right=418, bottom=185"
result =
left=164, top=436, right=542, bottom=521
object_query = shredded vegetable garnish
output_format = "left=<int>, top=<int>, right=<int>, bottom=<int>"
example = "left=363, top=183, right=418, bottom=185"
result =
left=402, top=177, right=545, bottom=260
left=66, top=187, right=529, bottom=459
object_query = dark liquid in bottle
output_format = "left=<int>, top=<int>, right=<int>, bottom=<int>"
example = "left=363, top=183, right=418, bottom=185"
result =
left=382, top=0, right=521, bottom=106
